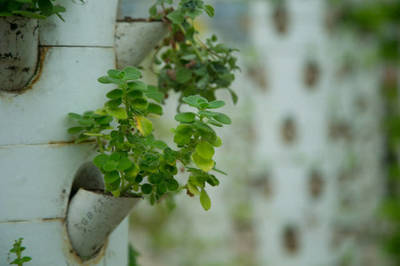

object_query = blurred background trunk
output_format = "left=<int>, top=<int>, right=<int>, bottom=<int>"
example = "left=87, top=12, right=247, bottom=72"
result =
left=120, top=0, right=391, bottom=265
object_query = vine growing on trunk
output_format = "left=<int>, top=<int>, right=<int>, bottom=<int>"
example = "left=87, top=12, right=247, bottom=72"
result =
left=68, top=0, right=239, bottom=210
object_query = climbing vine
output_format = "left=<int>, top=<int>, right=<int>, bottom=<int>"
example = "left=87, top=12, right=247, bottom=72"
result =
left=68, top=0, right=238, bottom=210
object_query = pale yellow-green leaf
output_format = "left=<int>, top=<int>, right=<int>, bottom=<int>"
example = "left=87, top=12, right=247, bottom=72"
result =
left=192, top=152, right=214, bottom=172
left=136, top=116, right=153, bottom=136
left=195, top=141, right=215, bottom=160
left=106, top=107, right=127, bottom=120
left=200, top=189, right=211, bottom=211
left=188, top=183, right=200, bottom=195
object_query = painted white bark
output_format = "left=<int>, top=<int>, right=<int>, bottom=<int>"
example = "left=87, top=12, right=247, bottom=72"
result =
left=0, top=0, right=146, bottom=265
left=249, top=0, right=386, bottom=265
left=67, top=189, right=139, bottom=260
left=115, top=21, right=167, bottom=68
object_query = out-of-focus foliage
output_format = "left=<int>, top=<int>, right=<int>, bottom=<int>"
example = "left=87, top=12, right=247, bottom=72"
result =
left=332, top=0, right=400, bottom=263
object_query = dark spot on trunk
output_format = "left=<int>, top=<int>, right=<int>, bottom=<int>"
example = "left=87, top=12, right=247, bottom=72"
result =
left=250, top=173, right=273, bottom=198
left=10, top=23, right=18, bottom=31
left=281, top=117, right=297, bottom=144
left=329, top=120, right=352, bottom=141
left=282, top=226, right=299, bottom=254
left=309, top=169, right=324, bottom=199
left=304, top=60, right=321, bottom=89
left=273, top=3, right=289, bottom=34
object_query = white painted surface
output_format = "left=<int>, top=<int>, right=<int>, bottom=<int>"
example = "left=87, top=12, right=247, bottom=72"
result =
left=0, top=0, right=137, bottom=264
left=39, top=0, right=118, bottom=47
left=0, top=144, right=95, bottom=222
left=115, top=22, right=167, bottom=68
left=67, top=189, right=139, bottom=260
left=0, top=47, right=114, bottom=146
left=249, top=0, right=385, bottom=265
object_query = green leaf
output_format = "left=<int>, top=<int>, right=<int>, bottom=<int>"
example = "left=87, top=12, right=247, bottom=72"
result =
left=132, top=98, right=148, bottom=111
left=182, top=95, right=208, bottom=108
left=104, top=171, right=120, bottom=184
left=38, top=0, right=53, bottom=16
left=176, top=68, right=192, bottom=83
left=108, top=69, right=123, bottom=79
left=227, top=88, right=238, bottom=104
left=141, top=183, right=153, bottom=194
left=78, top=118, right=94, bottom=126
left=68, top=112, right=81, bottom=120
left=192, top=153, right=215, bottom=172
left=149, top=4, right=157, bottom=17
left=175, top=112, right=196, bottom=123
left=128, top=81, right=147, bottom=91
left=147, top=103, right=163, bottom=115
left=117, top=157, right=133, bottom=171
left=207, top=100, right=225, bottom=109
left=157, top=182, right=168, bottom=195
left=188, top=183, right=200, bottom=195
left=136, top=116, right=153, bottom=136
left=84, top=132, right=104, bottom=137
left=21, top=257, right=32, bottom=263
left=123, top=66, right=142, bottom=80
left=204, top=5, right=215, bottom=17
left=106, top=107, right=128, bottom=120
left=68, top=127, right=84, bottom=134
left=200, top=189, right=211, bottom=211
left=213, top=113, right=231, bottom=125
left=212, top=167, right=227, bottom=175
left=12, top=10, right=47, bottom=19
left=126, top=164, right=140, bottom=180
left=167, top=179, right=179, bottom=191
left=167, top=10, right=184, bottom=24
left=93, top=154, right=109, bottom=168
left=208, top=120, right=223, bottom=127
left=211, top=136, right=222, bottom=147
left=145, top=86, right=164, bottom=103
left=106, top=98, right=122, bottom=109
left=149, top=173, right=162, bottom=184
left=103, top=160, right=119, bottom=172
left=206, top=174, right=220, bottom=186
left=195, top=141, right=215, bottom=159
left=106, top=89, right=123, bottom=99
left=96, top=115, right=113, bottom=125
left=98, top=76, right=123, bottom=85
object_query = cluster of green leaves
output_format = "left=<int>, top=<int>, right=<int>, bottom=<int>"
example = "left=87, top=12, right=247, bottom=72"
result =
left=332, top=0, right=400, bottom=62
left=68, top=67, right=231, bottom=210
left=149, top=0, right=239, bottom=107
left=332, top=0, right=400, bottom=263
left=9, top=238, right=31, bottom=266
left=0, top=0, right=66, bottom=20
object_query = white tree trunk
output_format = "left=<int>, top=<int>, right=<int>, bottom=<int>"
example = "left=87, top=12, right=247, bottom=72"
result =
left=0, top=1, right=134, bottom=265
left=249, top=0, right=387, bottom=265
